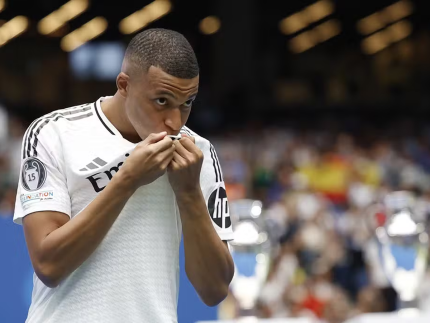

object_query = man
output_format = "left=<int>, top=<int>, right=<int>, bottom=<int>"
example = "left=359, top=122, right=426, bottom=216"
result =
left=14, top=28, right=235, bottom=323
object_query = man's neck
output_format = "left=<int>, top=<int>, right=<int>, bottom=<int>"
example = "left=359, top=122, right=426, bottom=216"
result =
left=100, top=92, right=141, bottom=143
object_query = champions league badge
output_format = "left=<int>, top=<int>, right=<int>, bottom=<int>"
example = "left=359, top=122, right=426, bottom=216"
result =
left=21, top=157, right=47, bottom=191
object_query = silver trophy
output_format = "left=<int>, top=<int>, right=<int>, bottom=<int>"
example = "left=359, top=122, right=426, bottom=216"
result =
left=228, top=199, right=272, bottom=317
left=371, top=191, right=429, bottom=312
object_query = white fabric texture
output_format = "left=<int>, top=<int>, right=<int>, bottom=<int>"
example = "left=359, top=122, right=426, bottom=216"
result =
left=14, top=97, right=234, bottom=323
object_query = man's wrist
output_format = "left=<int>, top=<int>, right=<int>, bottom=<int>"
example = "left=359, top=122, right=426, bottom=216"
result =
left=111, top=171, right=137, bottom=197
left=175, top=186, right=207, bottom=222
left=174, top=185, right=203, bottom=202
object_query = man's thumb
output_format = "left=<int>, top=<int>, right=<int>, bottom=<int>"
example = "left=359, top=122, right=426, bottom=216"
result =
left=145, top=132, right=167, bottom=144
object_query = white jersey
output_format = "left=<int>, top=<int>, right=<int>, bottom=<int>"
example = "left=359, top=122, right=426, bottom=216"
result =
left=14, top=97, right=234, bottom=323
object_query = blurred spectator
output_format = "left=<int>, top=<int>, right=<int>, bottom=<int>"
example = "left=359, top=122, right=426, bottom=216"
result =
left=0, top=103, right=8, bottom=142
left=213, top=123, right=430, bottom=322
left=0, top=109, right=25, bottom=218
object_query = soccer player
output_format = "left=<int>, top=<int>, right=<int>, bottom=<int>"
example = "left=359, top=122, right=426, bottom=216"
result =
left=14, top=29, right=235, bottom=323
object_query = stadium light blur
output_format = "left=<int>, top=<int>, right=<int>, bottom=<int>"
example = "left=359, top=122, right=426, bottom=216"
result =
left=38, top=0, right=89, bottom=36
left=61, top=17, right=107, bottom=52
left=357, top=0, right=413, bottom=35
left=279, top=12, right=307, bottom=35
left=361, top=20, right=412, bottom=55
left=305, top=0, right=335, bottom=23
left=384, top=1, right=413, bottom=22
left=119, top=0, right=172, bottom=35
left=289, top=30, right=318, bottom=53
left=280, top=1, right=340, bottom=54
left=0, top=16, right=29, bottom=47
left=199, top=16, right=221, bottom=35
left=357, top=12, right=385, bottom=36
left=314, top=19, right=341, bottom=42
left=279, top=0, right=334, bottom=35
left=361, top=31, right=389, bottom=55
left=0, top=0, right=6, bottom=13
left=387, top=19, right=412, bottom=42
left=289, top=19, right=340, bottom=53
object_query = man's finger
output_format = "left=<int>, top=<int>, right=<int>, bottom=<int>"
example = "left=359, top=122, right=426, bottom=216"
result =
left=144, top=132, right=167, bottom=145
left=179, top=137, right=199, bottom=153
left=161, top=149, right=175, bottom=169
left=172, top=151, right=187, bottom=166
left=181, top=133, right=195, bottom=144
left=156, top=144, right=176, bottom=161
left=168, top=159, right=180, bottom=172
left=173, top=140, right=194, bottom=159
left=151, top=136, right=175, bottom=152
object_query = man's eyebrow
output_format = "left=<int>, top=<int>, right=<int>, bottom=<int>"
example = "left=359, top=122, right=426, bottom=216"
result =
left=155, top=91, right=198, bottom=101
left=155, top=90, right=177, bottom=99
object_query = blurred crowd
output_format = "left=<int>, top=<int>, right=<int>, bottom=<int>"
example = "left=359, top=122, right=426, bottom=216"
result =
left=0, top=104, right=25, bottom=219
left=214, top=123, right=430, bottom=322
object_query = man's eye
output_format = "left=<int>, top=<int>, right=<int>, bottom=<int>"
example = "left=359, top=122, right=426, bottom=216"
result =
left=156, top=98, right=167, bottom=105
left=183, top=100, right=194, bottom=108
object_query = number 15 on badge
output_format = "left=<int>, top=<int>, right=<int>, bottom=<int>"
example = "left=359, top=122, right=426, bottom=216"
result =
left=21, top=158, right=48, bottom=191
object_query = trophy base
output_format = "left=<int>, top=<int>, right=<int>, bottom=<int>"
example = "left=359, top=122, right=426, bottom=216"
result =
left=237, top=308, right=257, bottom=318
left=344, top=312, right=430, bottom=323
left=398, top=299, right=419, bottom=311
left=397, top=298, right=421, bottom=319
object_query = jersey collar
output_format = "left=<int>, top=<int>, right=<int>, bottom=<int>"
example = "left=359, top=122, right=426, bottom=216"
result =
left=94, top=97, right=123, bottom=138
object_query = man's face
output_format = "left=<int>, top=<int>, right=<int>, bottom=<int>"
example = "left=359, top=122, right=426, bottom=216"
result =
left=125, top=65, right=199, bottom=140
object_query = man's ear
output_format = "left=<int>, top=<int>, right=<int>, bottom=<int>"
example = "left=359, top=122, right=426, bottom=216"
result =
left=116, top=72, right=129, bottom=98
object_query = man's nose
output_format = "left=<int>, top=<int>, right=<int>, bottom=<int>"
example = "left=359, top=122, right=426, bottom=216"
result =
left=164, top=108, right=182, bottom=133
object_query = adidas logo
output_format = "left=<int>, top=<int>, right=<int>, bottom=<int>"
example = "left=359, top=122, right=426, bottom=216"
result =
left=79, top=157, right=108, bottom=171
left=85, top=153, right=130, bottom=193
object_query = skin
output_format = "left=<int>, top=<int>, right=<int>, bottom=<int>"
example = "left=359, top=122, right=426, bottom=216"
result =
left=22, top=61, right=234, bottom=307
left=103, top=62, right=199, bottom=142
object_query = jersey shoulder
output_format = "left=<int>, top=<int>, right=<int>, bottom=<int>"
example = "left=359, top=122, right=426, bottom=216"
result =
left=22, top=102, right=94, bottom=159
left=181, top=126, right=224, bottom=183
left=25, top=102, right=94, bottom=135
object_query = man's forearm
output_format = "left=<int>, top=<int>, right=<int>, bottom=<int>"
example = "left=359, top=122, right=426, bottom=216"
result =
left=176, top=188, right=234, bottom=306
left=37, top=174, right=135, bottom=287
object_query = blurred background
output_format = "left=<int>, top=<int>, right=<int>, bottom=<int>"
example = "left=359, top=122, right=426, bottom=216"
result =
left=2, top=0, right=430, bottom=322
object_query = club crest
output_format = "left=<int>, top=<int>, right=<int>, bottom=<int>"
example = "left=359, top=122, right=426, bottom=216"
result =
left=21, top=157, right=47, bottom=191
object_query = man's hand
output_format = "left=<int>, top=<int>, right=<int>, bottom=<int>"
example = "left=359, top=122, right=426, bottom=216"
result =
left=120, top=132, right=175, bottom=190
left=167, top=135, right=203, bottom=194
left=170, top=136, right=234, bottom=305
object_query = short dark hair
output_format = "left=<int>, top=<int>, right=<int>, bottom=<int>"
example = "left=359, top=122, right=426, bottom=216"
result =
left=125, top=28, right=199, bottom=79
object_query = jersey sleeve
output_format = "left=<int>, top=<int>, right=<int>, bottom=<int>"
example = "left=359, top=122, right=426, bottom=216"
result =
left=198, top=138, right=234, bottom=241
left=14, top=122, right=71, bottom=225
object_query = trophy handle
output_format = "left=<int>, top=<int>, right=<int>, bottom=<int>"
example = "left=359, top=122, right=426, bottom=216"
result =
left=32, top=161, right=39, bottom=173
